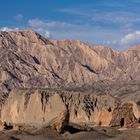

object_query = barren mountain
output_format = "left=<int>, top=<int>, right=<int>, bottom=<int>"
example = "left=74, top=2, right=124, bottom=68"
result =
left=0, top=30, right=140, bottom=139
left=0, top=29, right=140, bottom=96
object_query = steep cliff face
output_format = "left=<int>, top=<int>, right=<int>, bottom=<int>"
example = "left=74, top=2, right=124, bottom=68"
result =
left=0, top=30, right=140, bottom=97
left=0, top=89, right=140, bottom=132
left=0, top=90, right=67, bottom=132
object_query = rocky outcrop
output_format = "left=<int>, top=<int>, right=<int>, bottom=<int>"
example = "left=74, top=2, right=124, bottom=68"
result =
left=0, top=90, right=67, bottom=132
left=110, top=103, right=137, bottom=127
left=0, top=89, right=140, bottom=132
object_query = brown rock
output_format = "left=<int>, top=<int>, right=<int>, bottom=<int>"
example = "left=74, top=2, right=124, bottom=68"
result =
left=1, top=89, right=139, bottom=131
left=0, top=90, right=67, bottom=132
left=0, top=30, right=140, bottom=97
left=110, top=103, right=137, bottom=127
left=0, top=30, right=140, bottom=132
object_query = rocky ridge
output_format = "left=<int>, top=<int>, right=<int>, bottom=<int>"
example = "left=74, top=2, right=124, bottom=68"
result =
left=0, top=30, right=140, bottom=133
left=0, top=89, right=140, bottom=132
left=0, top=29, right=140, bottom=95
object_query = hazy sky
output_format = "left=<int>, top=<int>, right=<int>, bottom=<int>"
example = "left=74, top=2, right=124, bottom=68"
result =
left=0, top=0, right=140, bottom=50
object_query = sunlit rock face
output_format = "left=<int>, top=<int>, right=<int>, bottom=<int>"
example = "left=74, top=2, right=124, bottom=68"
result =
left=0, top=90, right=67, bottom=132
left=0, top=89, right=140, bottom=132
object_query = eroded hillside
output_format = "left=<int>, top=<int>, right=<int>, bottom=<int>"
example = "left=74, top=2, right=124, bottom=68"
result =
left=0, top=29, right=140, bottom=97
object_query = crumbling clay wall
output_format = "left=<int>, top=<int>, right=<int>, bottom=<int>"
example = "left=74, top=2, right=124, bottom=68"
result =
left=110, top=103, right=137, bottom=127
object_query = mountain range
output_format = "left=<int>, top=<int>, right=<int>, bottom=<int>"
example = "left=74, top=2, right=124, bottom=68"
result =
left=0, top=29, right=140, bottom=94
left=0, top=30, right=140, bottom=139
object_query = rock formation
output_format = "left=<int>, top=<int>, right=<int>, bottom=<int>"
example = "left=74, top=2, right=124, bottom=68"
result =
left=0, top=90, right=67, bottom=132
left=0, top=30, right=140, bottom=132
left=0, top=89, right=140, bottom=132
left=0, top=29, right=140, bottom=95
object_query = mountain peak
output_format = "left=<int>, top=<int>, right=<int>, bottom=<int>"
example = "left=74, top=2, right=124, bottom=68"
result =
left=126, top=44, right=140, bottom=52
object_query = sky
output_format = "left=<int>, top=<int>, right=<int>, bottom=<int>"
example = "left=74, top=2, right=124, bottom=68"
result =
left=0, top=0, right=140, bottom=50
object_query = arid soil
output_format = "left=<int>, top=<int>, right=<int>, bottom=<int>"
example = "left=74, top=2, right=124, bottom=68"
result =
left=1, top=127, right=140, bottom=140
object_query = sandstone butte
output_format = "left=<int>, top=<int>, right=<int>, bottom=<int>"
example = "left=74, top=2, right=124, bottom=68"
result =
left=0, top=29, right=140, bottom=132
